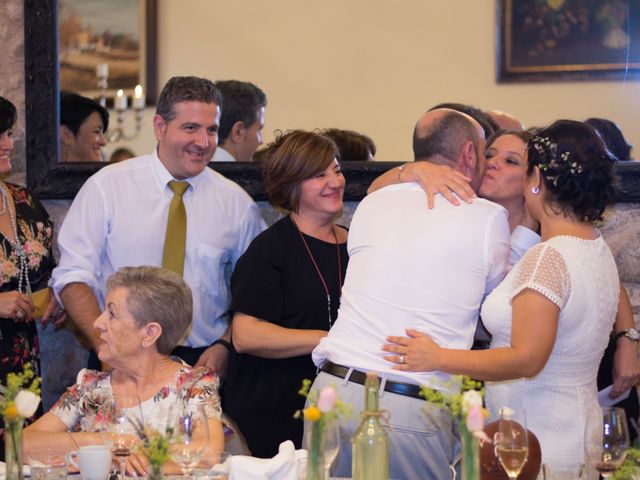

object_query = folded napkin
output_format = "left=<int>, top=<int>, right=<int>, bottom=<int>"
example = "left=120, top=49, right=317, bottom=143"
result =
left=229, top=441, right=306, bottom=480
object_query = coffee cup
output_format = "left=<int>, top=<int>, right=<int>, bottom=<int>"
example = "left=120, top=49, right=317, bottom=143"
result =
left=66, top=444, right=112, bottom=480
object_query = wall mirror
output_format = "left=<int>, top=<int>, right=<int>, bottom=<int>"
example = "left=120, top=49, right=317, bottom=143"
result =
left=23, top=0, right=640, bottom=202
left=24, top=0, right=384, bottom=200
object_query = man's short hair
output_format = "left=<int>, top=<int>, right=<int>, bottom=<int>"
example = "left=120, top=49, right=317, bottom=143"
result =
left=413, top=110, right=480, bottom=163
left=430, top=102, right=498, bottom=139
left=321, top=128, right=376, bottom=161
left=216, top=80, right=267, bottom=142
left=106, top=266, right=193, bottom=355
left=156, top=76, right=223, bottom=122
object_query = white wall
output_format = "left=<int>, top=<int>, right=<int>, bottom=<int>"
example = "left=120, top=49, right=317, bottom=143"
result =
left=113, top=0, right=640, bottom=161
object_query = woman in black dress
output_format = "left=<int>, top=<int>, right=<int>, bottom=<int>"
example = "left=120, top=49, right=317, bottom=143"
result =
left=0, top=96, right=62, bottom=458
left=223, top=130, right=348, bottom=457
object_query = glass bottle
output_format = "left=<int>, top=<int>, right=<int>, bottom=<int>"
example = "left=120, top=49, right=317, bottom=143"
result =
left=352, top=371, right=389, bottom=480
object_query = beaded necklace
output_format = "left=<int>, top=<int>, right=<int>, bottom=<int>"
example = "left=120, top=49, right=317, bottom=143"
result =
left=291, top=216, right=342, bottom=330
left=0, top=183, right=30, bottom=294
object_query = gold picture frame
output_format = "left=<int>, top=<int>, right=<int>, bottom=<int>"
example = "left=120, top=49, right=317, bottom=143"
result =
left=58, top=0, right=157, bottom=103
left=497, top=0, right=640, bottom=82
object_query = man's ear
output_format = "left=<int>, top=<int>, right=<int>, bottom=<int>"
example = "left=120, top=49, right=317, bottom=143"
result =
left=60, top=125, right=75, bottom=146
left=153, top=114, right=167, bottom=142
left=141, top=322, right=163, bottom=349
left=229, top=121, right=246, bottom=143
left=460, top=140, right=476, bottom=177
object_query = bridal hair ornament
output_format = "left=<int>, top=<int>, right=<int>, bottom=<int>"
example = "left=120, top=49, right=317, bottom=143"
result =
left=530, top=136, right=583, bottom=186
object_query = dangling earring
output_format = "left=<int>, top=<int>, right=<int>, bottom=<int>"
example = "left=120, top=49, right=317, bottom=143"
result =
left=531, top=186, right=540, bottom=195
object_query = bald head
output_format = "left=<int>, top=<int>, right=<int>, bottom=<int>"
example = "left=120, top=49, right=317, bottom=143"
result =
left=488, top=110, right=524, bottom=132
left=412, top=108, right=486, bottom=190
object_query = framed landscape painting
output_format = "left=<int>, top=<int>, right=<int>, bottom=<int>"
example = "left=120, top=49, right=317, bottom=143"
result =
left=498, top=0, right=640, bottom=82
left=58, top=0, right=157, bottom=102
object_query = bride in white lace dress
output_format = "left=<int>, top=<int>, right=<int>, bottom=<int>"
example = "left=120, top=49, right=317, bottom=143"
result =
left=383, top=120, right=621, bottom=474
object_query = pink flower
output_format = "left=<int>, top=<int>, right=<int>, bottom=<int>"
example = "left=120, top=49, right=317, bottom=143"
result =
left=466, top=405, right=484, bottom=432
left=317, top=386, right=337, bottom=413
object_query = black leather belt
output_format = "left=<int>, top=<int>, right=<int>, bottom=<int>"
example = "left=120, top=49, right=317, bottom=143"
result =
left=321, top=361, right=423, bottom=400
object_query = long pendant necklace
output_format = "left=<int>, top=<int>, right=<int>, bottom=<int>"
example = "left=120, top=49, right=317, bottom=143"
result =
left=0, top=184, right=30, bottom=294
left=291, top=216, right=342, bottom=329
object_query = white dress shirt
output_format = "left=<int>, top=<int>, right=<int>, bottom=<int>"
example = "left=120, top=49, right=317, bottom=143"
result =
left=211, top=146, right=237, bottom=162
left=51, top=149, right=265, bottom=347
left=313, top=183, right=512, bottom=391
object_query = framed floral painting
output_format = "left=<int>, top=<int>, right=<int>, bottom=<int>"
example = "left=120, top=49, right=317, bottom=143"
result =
left=497, top=0, right=640, bottom=82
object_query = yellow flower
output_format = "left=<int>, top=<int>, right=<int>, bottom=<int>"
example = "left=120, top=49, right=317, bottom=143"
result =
left=4, top=404, right=19, bottom=420
left=303, top=406, right=321, bottom=422
left=547, top=0, right=565, bottom=11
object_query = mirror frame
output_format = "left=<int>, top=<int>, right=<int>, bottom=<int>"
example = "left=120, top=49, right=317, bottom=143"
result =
left=23, top=0, right=640, bottom=202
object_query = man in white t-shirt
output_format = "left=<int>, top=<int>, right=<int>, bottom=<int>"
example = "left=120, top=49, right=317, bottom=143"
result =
left=311, top=108, right=511, bottom=479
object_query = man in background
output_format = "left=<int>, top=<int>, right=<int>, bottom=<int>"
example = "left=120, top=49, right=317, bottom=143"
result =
left=212, top=80, right=266, bottom=162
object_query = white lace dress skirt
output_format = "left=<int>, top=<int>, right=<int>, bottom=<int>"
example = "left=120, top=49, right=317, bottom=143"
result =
left=481, top=235, right=620, bottom=473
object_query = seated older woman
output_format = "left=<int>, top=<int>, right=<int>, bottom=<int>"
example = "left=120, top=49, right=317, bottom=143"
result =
left=24, top=266, right=224, bottom=474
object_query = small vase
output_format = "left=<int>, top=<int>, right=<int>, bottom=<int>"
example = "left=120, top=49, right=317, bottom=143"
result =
left=148, top=463, right=163, bottom=480
left=461, top=427, right=480, bottom=480
left=303, top=419, right=327, bottom=480
left=4, top=418, right=25, bottom=480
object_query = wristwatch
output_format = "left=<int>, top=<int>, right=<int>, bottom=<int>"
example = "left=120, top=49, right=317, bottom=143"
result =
left=614, top=328, right=640, bottom=342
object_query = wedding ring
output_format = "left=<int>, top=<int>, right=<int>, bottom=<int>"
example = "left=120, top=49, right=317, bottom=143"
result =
left=15, top=309, right=25, bottom=320
left=400, top=354, right=406, bottom=365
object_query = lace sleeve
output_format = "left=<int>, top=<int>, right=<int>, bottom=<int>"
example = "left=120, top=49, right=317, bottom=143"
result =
left=511, top=243, right=571, bottom=309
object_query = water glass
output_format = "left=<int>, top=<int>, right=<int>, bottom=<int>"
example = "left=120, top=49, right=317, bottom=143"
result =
left=170, top=404, right=210, bottom=480
left=28, top=448, right=66, bottom=480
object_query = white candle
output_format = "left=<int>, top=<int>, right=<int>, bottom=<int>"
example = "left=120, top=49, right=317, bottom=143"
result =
left=115, top=89, right=127, bottom=111
left=133, top=84, right=145, bottom=109
left=96, top=63, right=109, bottom=78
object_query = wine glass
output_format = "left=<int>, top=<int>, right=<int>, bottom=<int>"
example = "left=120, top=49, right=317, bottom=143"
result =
left=495, top=407, right=529, bottom=479
left=584, top=406, right=629, bottom=479
left=109, top=395, right=142, bottom=480
left=170, top=403, right=210, bottom=480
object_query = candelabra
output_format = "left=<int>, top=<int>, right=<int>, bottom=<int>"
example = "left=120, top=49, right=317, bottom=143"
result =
left=96, top=63, right=146, bottom=142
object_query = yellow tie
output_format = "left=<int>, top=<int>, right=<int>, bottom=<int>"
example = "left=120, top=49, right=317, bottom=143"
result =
left=162, top=180, right=190, bottom=276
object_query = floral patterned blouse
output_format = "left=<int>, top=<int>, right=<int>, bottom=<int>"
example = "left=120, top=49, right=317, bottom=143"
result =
left=0, top=182, right=54, bottom=380
left=51, top=362, right=222, bottom=434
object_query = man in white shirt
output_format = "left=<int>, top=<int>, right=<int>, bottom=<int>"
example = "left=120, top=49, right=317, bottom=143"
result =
left=51, top=76, right=265, bottom=373
left=311, top=108, right=511, bottom=478
left=211, top=80, right=266, bottom=163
